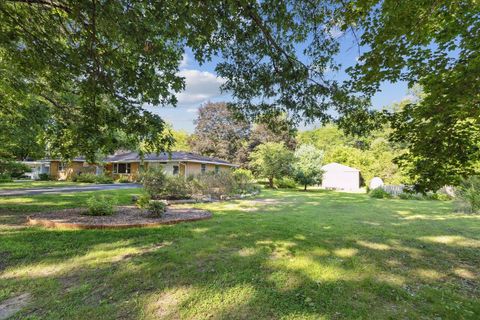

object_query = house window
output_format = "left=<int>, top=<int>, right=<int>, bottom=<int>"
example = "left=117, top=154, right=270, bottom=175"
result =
left=173, top=165, right=179, bottom=175
left=113, top=163, right=131, bottom=174
left=201, top=164, right=206, bottom=173
left=58, top=162, right=67, bottom=172
left=215, top=165, right=220, bottom=173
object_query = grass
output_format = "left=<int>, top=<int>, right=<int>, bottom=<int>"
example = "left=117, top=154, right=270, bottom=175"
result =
left=0, top=180, right=94, bottom=190
left=0, top=188, right=479, bottom=319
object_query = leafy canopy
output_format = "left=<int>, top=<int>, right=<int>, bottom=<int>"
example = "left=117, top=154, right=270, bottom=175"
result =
left=292, top=144, right=324, bottom=190
left=250, top=142, right=294, bottom=188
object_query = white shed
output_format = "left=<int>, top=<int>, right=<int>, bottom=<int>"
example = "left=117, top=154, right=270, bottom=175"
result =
left=321, top=162, right=360, bottom=191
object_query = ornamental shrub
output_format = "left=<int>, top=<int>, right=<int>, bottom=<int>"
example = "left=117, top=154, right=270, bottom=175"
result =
left=85, top=195, right=116, bottom=216
left=74, top=173, right=97, bottom=183
left=140, top=168, right=167, bottom=197
left=95, top=174, right=114, bottom=184
left=117, top=176, right=131, bottom=183
left=147, top=200, right=166, bottom=217
left=136, top=193, right=151, bottom=209
left=274, top=177, right=298, bottom=189
left=0, top=173, right=13, bottom=183
left=0, top=159, right=31, bottom=178
left=38, top=173, right=51, bottom=181
left=369, top=187, right=391, bottom=199
left=454, top=176, right=480, bottom=213
left=163, top=175, right=190, bottom=199
left=232, top=169, right=255, bottom=193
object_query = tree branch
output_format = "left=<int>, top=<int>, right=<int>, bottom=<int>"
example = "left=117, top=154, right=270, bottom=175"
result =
left=7, top=0, right=71, bottom=13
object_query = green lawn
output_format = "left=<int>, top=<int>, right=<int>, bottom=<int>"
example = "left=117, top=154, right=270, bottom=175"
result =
left=0, top=188, right=479, bottom=319
left=0, top=180, right=94, bottom=190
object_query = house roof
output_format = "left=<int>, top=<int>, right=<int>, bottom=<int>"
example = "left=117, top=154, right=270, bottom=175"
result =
left=104, top=151, right=237, bottom=166
left=321, top=162, right=360, bottom=172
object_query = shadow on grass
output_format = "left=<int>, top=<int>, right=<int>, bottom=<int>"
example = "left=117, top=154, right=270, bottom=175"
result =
left=0, top=189, right=479, bottom=319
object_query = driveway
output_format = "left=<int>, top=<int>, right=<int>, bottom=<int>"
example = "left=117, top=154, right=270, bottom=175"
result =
left=0, top=183, right=141, bottom=196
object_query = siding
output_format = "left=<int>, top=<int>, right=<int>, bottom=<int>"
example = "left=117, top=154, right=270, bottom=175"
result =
left=50, top=161, right=85, bottom=180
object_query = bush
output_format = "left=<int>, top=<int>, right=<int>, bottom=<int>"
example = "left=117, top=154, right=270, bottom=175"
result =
left=117, top=176, right=131, bottom=183
left=0, top=159, right=31, bottom=178
left=136, top=193, right=151, bottom=209
left=85, top=195, right=116, bottom=216
left=454, top=176, right=480, bottom=213
left=147, top=200, right=166, bottom=217
left=274, top=177, right=298, bottom=189
left=232, top=169, right=255, bottom=193
left=189, top=171, right=237, bottom=198
left=37, top=173, right=51, bottom=181
left=369, top=187, right=391, bottom=199
left=74, top=173, right=97, bottom=183
left=398, top=192, right=423, bottom=200
left=0, top=173, right=13, bottom=183
left=163, top=175, right=190, bottom=199
left=140, top=168, right=167, bottom=197
left=95, top=174, right=114, bottom=184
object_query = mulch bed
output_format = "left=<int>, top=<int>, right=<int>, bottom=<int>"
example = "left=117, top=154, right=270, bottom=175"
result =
left=27, top=206, right=212, bottom=230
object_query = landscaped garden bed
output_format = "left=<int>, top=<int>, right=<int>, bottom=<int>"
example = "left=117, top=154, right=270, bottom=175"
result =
left=27, top=205, right=211, bottom=229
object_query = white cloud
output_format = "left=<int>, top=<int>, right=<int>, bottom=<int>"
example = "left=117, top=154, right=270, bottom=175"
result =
left=176, top=69, right=226, bottom=107
left=179, top=53, right=189, bottom=68
left=186, top=108, right=198, bottom=113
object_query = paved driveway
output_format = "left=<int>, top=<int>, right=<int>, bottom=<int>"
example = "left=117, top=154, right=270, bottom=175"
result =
left=0, top=183, right=141, bottom=196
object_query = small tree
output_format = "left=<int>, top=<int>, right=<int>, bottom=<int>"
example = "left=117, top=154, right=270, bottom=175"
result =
left=292, top=144, right=324, bottom=191
left=250, top=142, right=293, bottom=188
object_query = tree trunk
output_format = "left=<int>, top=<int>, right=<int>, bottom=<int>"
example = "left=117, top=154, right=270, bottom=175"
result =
left=304, top=184, right=307, bottom=191
left=268, top=177, right=274, bottom=188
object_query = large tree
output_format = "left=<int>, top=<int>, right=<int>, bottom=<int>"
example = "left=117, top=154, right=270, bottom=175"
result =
left=0, top=97, right=49, bottom=160
left=343, top=0, right=480, bottom=191
left=250, top=142, right=294, bottom=188
left=189, top=102, right=250, bottom=162
left=2, top=1, right=477, bottom=190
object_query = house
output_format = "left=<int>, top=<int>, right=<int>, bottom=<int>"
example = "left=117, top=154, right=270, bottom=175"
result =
left=21, top=160, right=51, bottom=180
left=321, top=162, right=361, bottom=191
left=22, top=151, right=237, bottom=181
left=103, top=151, right=237, bottom=181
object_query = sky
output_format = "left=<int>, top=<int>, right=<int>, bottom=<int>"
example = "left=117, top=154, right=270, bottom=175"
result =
left=146, top=32, right=410, bottom=133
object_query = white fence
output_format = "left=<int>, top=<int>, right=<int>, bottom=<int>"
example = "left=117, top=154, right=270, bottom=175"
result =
left=380, top=184, right=455, bottom=197
left=381, top=185, right=405, bottom=196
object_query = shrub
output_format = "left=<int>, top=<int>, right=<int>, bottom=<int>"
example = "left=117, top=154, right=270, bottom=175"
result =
left=147, top=200, right=166, bottom=217
left=37, top=173, right=51, bottom=181
left=0, top=173, right=13, bottom=183
left=140, top=168, right=166, bottom=197
left=189, top=171, right=238, bottom=198
left=95, top=174, right=114, bottom=184
left=454, top=176, right=480, bottom=213
left=398, top=192, right=423, bottom=200
left=163, top=175, right=190, bottom=199
left=136, top=193, right=151, bottom=209
left=117, top=176, right=131, bottom=183
left=74, top=173, right=97, bottom=183
left=85, top=195, right=116, bottom=216
left=232, top=169, right=255, bottom=193
left=0, top=159, right=31, bottom=178
left=274, top=177, right=298, bottom=189
left=369, top=187, right=391, bottom=199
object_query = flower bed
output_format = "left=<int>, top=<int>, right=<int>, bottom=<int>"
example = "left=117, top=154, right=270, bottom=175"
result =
left=27, top=206, right=211, bottom=229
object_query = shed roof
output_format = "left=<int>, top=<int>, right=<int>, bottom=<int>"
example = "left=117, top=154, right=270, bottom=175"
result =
left=321, top=162, right=360, bottom=172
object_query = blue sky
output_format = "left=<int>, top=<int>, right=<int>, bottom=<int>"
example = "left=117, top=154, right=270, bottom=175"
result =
left=146, top=32, right=410, bottom=133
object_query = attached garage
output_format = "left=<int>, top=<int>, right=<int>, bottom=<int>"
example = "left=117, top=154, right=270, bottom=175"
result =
left=321, top=163, right=361, bottom=191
